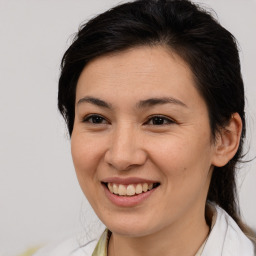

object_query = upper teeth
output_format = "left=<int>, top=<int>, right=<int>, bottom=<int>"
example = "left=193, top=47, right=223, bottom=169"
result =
left=107, top=183, right=154, bottom=196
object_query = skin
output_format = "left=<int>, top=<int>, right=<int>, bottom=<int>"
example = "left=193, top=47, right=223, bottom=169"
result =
left=71, top=46, right=242, bottom=256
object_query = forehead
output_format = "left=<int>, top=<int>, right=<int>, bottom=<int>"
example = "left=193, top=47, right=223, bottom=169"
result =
left=76, top=46, right=205, bottom=109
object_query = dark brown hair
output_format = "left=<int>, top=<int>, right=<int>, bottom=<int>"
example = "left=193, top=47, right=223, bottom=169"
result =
left=58, top=0, right=255, bottom=241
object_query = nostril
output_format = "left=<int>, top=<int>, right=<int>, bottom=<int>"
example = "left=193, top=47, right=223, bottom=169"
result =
left=104, top=140, right=148, bottom=172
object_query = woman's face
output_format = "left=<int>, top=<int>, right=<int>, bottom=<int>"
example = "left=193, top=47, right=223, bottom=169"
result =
left=71, top=46, right=217, bottom=237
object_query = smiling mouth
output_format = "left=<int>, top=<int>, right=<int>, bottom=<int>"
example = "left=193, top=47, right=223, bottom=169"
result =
left=103, top=182, right=160, bottom=196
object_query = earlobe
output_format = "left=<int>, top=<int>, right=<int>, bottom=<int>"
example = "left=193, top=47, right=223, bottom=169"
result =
left=211, top=113, right=242, bottom=167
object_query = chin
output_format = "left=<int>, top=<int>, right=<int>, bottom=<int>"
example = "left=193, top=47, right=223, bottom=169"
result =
left=102, top=216, right=159, bottom=238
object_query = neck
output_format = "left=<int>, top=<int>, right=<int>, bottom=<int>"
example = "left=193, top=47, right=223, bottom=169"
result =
left=108, top=207, right=210, bottom=256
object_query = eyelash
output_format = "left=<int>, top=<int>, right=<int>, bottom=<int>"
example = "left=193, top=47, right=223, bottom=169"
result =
left=82, top=114, right=109, bottom=124
left=82, top=114, right=175, bottom=126
left=145, top=115, right=175, bottom=126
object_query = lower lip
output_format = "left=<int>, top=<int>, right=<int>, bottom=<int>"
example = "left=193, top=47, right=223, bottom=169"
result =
left=102, top=184, right=158, bottom=207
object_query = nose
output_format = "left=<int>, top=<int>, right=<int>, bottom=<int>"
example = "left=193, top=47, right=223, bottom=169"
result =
left=104, top=124, right=147, bottom=171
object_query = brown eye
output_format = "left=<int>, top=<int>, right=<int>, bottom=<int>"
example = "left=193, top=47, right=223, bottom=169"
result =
left=146, top=116, right=175, bottom=125
left=83, top=114, right=108, bottom=124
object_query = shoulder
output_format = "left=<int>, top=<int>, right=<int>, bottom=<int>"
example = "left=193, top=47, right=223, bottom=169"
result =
left=33, top=237, right=98, bottom=256
left=202, top=203, right=255, bottom=256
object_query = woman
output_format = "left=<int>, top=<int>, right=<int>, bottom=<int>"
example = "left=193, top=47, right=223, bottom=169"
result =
left=35, top=0, right=255, bottom=255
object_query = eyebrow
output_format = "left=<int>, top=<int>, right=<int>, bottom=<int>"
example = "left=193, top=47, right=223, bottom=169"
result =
left=136, top=97, right=188, bottom=108
left=77, top=96, right=187, bottom=109
left=77, top=96, right=112, bottom=109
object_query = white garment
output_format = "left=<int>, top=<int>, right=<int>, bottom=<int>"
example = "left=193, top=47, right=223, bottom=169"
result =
left=201, top=204, right=255, bottom=256
left=34, top=205, right=255, bottom=256
left=33, top=237, right=97, bottom=256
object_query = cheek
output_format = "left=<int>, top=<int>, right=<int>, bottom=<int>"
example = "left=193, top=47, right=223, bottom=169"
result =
left=150, top=136, right=213, bottom=214
left=148, top=132, right=213, bottom=181
left=71, top=133, right=103, bottom=192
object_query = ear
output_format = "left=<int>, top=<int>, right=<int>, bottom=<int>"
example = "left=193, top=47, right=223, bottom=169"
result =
left=211, top=113, right=243, bottom=167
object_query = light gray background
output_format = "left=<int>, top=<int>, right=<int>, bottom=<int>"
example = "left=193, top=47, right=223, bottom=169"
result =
left=0, top=0, right=255, bottom=255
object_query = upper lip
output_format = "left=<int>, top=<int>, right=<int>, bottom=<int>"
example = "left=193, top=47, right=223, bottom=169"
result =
left=101, top=177, right=160, bottom=185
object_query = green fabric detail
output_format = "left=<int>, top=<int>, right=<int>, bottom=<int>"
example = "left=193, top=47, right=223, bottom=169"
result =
left=92, top=229, right=110, bottom=256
